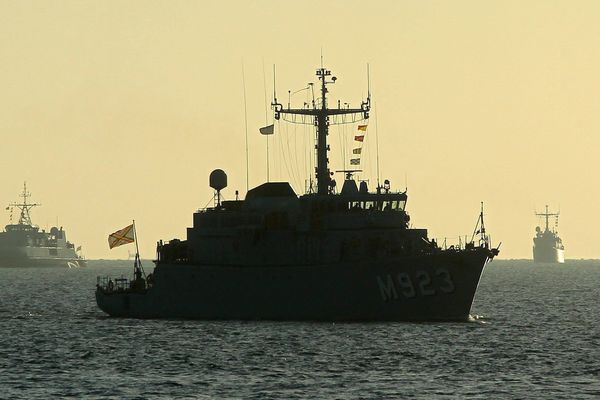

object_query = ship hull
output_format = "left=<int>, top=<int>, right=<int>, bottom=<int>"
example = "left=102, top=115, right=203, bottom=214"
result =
left=533, top=246, right=565, bottom=264
left=0, top=246, right=86, bottom=268
left=96, top=249, right=492, bottom=321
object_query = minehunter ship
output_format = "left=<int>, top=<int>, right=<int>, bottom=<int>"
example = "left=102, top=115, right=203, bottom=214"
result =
left=0, top=183, right=86, bottom=268
left=96, top=66, right=498, bottom=321
left=533, top=206, right=565, bottom=263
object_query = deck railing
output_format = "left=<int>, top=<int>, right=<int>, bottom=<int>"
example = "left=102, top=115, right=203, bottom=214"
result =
left=96, top=276, right=131, bottom=292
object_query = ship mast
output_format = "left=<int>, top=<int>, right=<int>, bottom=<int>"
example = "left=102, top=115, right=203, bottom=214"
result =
left=471, top=201, right=490, bottom=248
left=273, top=67, right=370, bottom=195
left=536, top=205, right=559, bottom=232
left=8, top=182, right=40, bottom=226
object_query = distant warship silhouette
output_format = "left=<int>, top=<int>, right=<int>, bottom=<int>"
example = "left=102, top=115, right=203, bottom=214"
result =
left=96, top=66, right=498, bottom=321
left=533, top=206, right=564, bottom=263
left=0, top=183, right=85, bottom=268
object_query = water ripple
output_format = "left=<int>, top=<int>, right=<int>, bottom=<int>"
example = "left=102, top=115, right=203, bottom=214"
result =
left=1, top=260, right=600, bottom=398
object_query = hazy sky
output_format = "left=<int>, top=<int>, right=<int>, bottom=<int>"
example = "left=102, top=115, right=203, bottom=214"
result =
left=1, top=1, right=599, bottom=259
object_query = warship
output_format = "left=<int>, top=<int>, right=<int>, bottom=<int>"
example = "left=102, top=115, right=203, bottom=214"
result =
left=0, top=183, right=86, bottom=268
left=96, top=66, right=499, bottom=321
left=533, top=206, right=565, bottom=263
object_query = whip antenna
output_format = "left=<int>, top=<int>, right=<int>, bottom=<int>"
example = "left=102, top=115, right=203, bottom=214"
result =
left=367, top=63, right=371, bottom=100
left=263, top=58, right=270, bottom=182
left=375, top=102, right=381, bottom=188
left=242, top=62, right=249, bottom=192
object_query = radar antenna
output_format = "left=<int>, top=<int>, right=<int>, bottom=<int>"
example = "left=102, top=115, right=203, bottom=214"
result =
left=272, top=67, right=370, bottom=195
left=8, top=182, right=40, bottom=226
left=335, top=169, right=363, bottom=181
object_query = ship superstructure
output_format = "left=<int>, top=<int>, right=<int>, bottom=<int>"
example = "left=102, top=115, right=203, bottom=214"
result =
left=0, top=183, right=85, bottom=268
left=533, top=205, right=565, bottom=263
left=96, top=66, right=498, bottom=321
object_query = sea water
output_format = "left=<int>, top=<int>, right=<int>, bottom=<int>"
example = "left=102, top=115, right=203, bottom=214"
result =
left=0, top=260, right=599, bottom=399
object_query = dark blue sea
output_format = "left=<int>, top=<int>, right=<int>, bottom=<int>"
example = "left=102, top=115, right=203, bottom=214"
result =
left=1, top=259, right=599, bottom=399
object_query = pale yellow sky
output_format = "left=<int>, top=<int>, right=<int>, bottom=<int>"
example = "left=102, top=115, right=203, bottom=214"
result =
left=1, top=0, right=599, bottom=259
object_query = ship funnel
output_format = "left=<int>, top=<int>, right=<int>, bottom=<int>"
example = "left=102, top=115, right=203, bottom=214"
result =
left=209, top=169, right=228, bottom=192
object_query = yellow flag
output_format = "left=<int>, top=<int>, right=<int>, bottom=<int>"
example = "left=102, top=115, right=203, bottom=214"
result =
left=108, top=224, right=135, bottom=249
left=357, top=124, right=368, bottom=131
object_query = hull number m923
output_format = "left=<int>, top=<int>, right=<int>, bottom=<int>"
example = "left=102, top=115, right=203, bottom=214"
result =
left=376, top=269, right=455, bottom=301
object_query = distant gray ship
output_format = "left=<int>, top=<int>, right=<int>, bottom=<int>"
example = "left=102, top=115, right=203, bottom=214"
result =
left=0, top=183, right=86, bottom=268
left=533, top=206, right=565, bottom=263
left=96, top=65, right=498, bottom=321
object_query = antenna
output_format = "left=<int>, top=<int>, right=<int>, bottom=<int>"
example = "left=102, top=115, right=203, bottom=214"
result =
left=367, top=63, right=371, bottom=100
left=536, top=205, right=559, bottom=232
left=375, top=102, right=380, bottom=188
left=470, top=201, right=488, bottom=247
left=479, top=202, right=486, bottom=242
left=210, top=169, right=228, bottom=207
left=272, top=66, right=370, bottom=195
left=9, top=182, right=41, bottom=226
left=320, top=47, right=323, bottom=68
left=262, top=57, right=270, bottom=182
left=242, top=62, right=249, bottom=192
left=273, top=64, right=277, bottom=105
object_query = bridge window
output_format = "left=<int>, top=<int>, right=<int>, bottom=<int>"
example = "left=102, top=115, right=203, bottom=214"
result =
left=394, top=200, right=406, bottom=211
left=382, top=200, right=407, bottom=211
left=349, top=201, right=361, bottom=210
